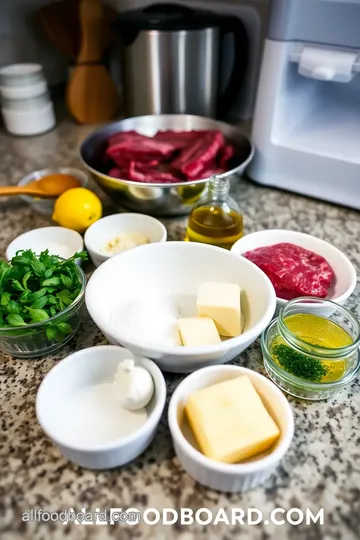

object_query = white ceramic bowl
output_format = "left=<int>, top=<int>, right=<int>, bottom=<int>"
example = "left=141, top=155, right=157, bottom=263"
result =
left=0, top=63, right=44, bottom=87
left=36, top=345, right=166, bottom=469
left=0, top=80, right=48, bottom=100
left=86, top=242, right=276, bottom=373
left=18, top=167, right=89, bottom=215
left=6, top=226, right=84, bottom=261
left=168, top=365, right=294, bottom=492
left=84, top=213, right=167, bottom=267
left=231, top=229, right=357, bottom=314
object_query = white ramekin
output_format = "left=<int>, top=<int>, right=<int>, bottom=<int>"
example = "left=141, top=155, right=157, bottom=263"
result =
left=0, top=63, right=44, bottom=87
left=168, top=365, right=294, bottom=492
left=6, top=226, right=84, bottom=262
left=2, top=102, right=55, bottom=136
left=84, top=213, right=167, bottom=267
left=36, top=346, right=167, bottom=469
left=0, top=80, right=48, bottom=100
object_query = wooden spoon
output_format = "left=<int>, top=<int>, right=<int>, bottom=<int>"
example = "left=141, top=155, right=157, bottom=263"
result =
left=66, top=0, right=118, bottom=124
left=0, top=174, right=81, bottom=199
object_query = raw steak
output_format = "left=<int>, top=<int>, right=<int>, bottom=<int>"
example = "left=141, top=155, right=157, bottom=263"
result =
left=106, top=132, right=175, bottom=163
left=104, top=129, right=236, bottom=183
left=154, top=130, right=210, bottom=150
left=171, top=131, right=224, bottom=179
left=244, top=243, right=335, bottom=300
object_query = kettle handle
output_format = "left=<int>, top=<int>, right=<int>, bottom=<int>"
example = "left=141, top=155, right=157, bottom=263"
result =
left=217, top=17, right=248, bottom=118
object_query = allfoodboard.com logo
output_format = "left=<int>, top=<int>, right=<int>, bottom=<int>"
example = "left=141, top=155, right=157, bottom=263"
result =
left=21, top=507, right=325, bottom=527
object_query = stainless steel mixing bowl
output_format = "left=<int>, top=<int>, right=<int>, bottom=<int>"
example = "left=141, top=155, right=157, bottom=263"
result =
left=79, top=114, right=254, bottom=216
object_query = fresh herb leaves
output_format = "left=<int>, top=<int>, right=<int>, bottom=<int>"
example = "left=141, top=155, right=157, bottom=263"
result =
left=272, top=344, right=328, bottom=382
left=7, top=314, right=27, bottom=327
left=0, top=249, right=87, bottom=340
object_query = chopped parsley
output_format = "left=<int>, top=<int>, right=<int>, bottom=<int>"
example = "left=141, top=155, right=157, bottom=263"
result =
left=272, top=344, right=328, bottom=382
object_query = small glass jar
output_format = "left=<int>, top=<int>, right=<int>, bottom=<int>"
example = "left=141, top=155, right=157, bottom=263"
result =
left=261, top=297, right=360, bottom=400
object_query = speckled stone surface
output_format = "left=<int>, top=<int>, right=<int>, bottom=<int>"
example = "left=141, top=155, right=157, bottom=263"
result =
left=0, top=118, right=360, bottom=540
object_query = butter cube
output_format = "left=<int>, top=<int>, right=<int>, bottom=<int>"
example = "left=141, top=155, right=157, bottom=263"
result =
left=185, top=376, right=280, bottom=464
left=197, top=282, right=242, bottom=337
left=178, top=317, right=221, bottom=347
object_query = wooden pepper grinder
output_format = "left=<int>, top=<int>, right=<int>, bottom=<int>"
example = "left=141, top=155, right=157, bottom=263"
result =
left=66, top=0, right=118, bottom=124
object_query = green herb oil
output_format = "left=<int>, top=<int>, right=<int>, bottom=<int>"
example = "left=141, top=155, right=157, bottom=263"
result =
left=270, top=313, right=353, bottom=383
left=272, top=344, right=327, bottom=382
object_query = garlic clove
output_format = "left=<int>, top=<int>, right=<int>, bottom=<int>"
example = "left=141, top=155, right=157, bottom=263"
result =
left=121, top=359, right=135, bottom=373
left=115, top=359, right=155, bottom=411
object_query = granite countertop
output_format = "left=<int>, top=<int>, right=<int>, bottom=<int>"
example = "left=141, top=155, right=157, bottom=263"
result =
left=0, top=119, right=359, bottom=540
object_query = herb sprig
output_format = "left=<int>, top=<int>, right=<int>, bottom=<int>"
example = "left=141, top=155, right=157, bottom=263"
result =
left=272, top=344, right=328, bottom=382
left=0, top=249, right=87, bottom=341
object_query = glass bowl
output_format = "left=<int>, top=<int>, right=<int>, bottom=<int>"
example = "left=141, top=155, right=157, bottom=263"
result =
left=17, top=167, right=89, bottom=216
left=0, top=267, right=86, bottom=358
left=261, top=297, right=360, bottom=401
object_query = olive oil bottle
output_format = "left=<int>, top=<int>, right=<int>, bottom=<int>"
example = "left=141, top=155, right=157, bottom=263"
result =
left=185, top=175, right=244, bottom=250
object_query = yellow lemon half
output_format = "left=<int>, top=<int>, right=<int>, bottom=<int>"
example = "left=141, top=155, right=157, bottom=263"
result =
left=52, top=187, right=102, bottom=233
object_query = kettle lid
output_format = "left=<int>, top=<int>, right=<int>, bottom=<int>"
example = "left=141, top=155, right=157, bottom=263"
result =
left=113, top=3, right=221, bottom=32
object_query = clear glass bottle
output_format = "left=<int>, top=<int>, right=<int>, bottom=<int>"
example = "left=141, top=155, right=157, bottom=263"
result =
left=185, top=175, right=244, bottom=250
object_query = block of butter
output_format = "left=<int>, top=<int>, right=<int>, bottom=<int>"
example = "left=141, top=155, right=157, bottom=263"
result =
left=178, top=317, right=221, bottom=347
left=197, top=282, right=242, bottom=337
left=185, top=376, right=280, bottom=464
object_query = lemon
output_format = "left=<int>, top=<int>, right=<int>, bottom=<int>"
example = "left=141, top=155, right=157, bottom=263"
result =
left=52, top=188, right=102, bottom=233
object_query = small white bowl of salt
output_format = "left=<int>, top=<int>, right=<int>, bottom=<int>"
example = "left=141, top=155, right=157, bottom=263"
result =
left=36, top=345, right=166, bottom=469
left=6, top=226, right=84, bottom=261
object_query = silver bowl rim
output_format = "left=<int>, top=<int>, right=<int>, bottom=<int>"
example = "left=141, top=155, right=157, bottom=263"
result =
left=79, top=114, right=254, bottom=189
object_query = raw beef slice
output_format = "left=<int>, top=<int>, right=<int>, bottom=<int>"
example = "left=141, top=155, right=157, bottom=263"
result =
left=244, top=243, right=335, bottom=300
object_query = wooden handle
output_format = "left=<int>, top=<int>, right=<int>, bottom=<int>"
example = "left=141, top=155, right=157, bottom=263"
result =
left=0, top=186, right=28, bottom=197
left=77, top=0, right=103, bottom=64
left=0, top=186, right=54, bottom=198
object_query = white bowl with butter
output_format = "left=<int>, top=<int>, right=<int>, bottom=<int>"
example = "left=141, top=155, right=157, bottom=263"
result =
left=168, top=365, right=294, bottom=492
left=36, top=345, right=166, bottom=469
left=84, top=213, right=167, bottom=267
left=86, top=242, right=276, bottom=373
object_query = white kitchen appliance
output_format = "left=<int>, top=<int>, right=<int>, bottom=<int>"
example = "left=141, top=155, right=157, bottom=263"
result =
left=249, top=0, right=360, bottom=210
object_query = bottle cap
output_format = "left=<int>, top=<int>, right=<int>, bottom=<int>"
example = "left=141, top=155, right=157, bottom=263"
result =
left=209, top=174, right=230, bottom=197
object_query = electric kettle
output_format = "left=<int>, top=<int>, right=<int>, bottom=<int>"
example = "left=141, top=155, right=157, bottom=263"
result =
left=112, top=4, right=248, bottom=119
